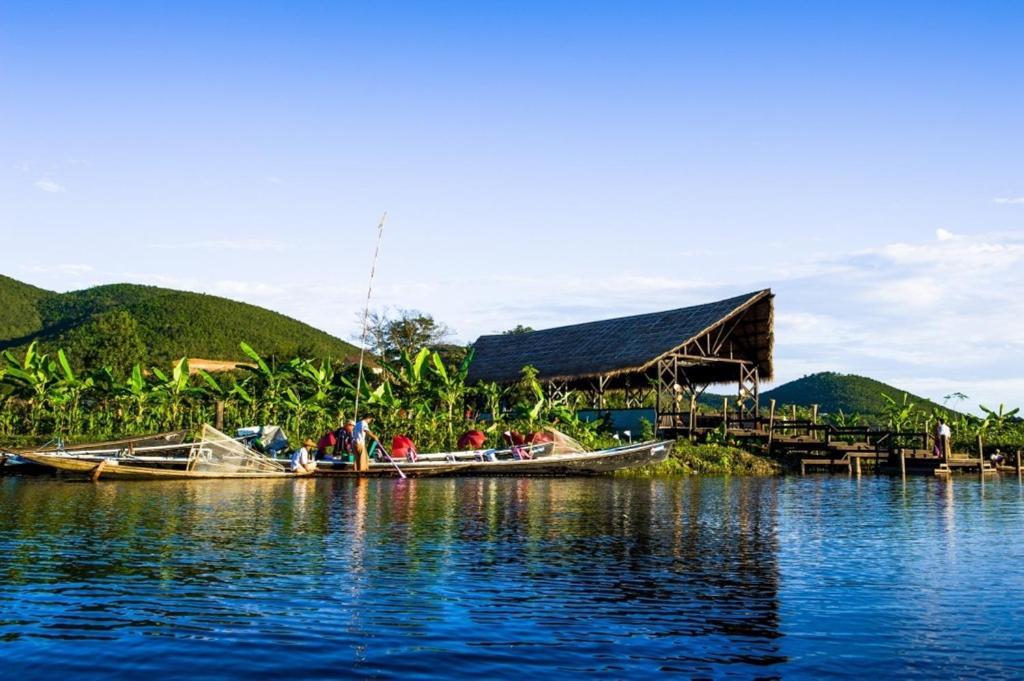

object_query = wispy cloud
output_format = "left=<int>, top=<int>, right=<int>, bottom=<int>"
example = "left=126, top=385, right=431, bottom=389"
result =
left=146, top=239, right=291, bottom=252
left=994, top=197, right=1024, bottom=205
left=20, top=264, right=94, bottom=276
left=34, top=178, right=65, bottom=193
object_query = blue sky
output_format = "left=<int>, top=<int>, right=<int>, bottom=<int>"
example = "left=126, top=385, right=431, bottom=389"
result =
left=2, top=2, right=1023, bottom=410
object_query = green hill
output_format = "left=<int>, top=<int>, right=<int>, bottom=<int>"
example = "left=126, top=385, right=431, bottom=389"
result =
left=760, top=372, right=946, bottom=416
left=0, top=275, right=56, bottom=340
left=0, top=275, right=359, bottom=370
left=699, top=372, right=949, bottom=417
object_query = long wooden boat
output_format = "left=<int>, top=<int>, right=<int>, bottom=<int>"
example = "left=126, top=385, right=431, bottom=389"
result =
left=1, top=431, right=190, bottom=474
left=316, top=440, right=672, bottom=477
left=14, top=451, right=312, bottom=481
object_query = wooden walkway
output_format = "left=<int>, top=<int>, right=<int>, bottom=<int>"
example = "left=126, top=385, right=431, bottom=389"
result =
left=659, top=408, right=1019, bottom=477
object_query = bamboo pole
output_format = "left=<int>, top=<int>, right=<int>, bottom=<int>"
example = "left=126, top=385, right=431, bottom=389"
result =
left=977, top=434, right=985, bottom=474
left=767, top=399, right=776, bottom=449
left=812, top=404, right=819, bottom=425
left=900, top=448, right=906, bottom=478
left=722, top=397, right=729, bottom=432
left=1016, top=448, right=1021, bottom=478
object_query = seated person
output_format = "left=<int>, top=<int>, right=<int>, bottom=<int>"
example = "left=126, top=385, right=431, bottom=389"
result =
left=290, top=439, right=318, bottom=474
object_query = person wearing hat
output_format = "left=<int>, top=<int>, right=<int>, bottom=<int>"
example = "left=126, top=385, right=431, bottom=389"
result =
left=333, top=419, right=356, bottom=460
left=290, top=438, right=317, bottom=474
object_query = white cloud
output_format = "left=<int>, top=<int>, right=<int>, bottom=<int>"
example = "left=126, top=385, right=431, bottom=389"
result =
left=34, top=178, right=64, bottom=193
left=146, top=239, right=291, bottom=252
left=20, top=263, right=94, bottom=276
left=994, top=197, right=1024, bottom=205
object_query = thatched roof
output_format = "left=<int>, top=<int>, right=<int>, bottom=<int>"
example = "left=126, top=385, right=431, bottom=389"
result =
left=468, top=290, right=773, bottom=386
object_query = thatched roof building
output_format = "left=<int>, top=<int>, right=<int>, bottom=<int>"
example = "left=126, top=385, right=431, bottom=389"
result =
left=468, top=289, right=774, bottom=423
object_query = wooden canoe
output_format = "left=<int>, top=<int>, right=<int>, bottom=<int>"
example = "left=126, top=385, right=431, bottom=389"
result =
left=316, top=440, right=673, bottom=477
left=14, top=451, right=312, bottom=481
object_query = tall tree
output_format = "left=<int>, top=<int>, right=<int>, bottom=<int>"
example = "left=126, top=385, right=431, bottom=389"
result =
left=362, top=309, right=452, bottom=363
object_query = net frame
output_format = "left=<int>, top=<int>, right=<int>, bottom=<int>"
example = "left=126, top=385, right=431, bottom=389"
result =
left=187, top=425, right=286, bottom=473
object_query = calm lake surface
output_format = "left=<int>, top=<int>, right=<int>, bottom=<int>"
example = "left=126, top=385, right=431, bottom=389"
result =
left=1, top=474, right=1023, bottom=679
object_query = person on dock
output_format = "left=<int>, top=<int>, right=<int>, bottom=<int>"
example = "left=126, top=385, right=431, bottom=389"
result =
left=937, top=419, right=952, bottom=459
left=291, top=438, right=317, bottom=474
left=352, top=416, right=379, bottom=472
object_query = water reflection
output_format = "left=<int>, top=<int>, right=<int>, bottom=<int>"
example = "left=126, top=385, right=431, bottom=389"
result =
left=0, top=476, right=785, bottom=678
left=6, top=474, right=1023, bottom=678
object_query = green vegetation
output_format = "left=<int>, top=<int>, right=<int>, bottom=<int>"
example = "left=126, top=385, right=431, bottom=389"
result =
left=0, top=276, right=359, bottom=372
left=618, top=440, right=780, bottom=477
left=761, top=372, right=948, bottom=416
left=0, top=275, right=54, bottom=340
left=0, top=340, right=613, bottom=454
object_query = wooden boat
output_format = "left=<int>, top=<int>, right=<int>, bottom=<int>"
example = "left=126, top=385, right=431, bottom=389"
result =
left=12, top=451, right=311, bottom=480
left=1, top=430, right=190, bottom=474
left=12, top=425, right=308, bottom=481
left=316, top=440, right=673, bottom=477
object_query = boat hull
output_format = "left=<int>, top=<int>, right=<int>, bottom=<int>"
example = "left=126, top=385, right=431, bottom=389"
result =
left=316, top=441, right=672, bottom=477
left=14, top=452, right=309, bottom=481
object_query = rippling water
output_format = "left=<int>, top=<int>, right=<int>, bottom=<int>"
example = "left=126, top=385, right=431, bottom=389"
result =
left=1, top=474, right=1023, bottom=679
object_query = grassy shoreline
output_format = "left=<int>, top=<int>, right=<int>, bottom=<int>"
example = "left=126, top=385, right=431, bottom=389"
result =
left=617, top=440, right=781, bottom=477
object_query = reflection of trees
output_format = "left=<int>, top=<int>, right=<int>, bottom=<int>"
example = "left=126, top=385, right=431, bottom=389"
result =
left=0, top=476, right=783, bottom=671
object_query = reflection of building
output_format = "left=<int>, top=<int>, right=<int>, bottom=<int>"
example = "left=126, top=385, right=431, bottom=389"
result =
left=468, top=290, right=774, bottom=434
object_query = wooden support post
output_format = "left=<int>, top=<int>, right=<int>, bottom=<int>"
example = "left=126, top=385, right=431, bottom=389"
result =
left=1016, top=449, right=1022, bottom=477
left=767, top=399, right=776, bottom=449
left=216, top=400, right=225, bottom=430
left=900, top=449, right=906, bottom=478
left=90, top=459, right=107, bottom=482
left=722, top=398, right=729, bottom=432
left=977, top=434, right=984, bottom=474
left=812, top=404, right=819, bottom=425
left=688, top=394, right=696, bottom=442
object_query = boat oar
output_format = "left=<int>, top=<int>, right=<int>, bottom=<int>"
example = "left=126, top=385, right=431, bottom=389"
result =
left=376, top=442, right=406, bottom=479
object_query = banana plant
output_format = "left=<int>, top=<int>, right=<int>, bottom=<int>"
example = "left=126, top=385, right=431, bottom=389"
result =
left=881, top=392, right=916, bottom=432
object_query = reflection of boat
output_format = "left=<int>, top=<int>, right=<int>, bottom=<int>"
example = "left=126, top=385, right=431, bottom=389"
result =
left=12, top=425, right=309, bottom=481
left=316, top=440, right=672, bottom=478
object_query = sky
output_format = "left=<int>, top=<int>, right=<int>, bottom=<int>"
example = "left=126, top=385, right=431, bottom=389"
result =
left=2, top=1, right=1023, bottom=411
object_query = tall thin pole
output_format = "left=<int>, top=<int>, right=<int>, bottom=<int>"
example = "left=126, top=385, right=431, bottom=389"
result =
left=353, top=212, right=387, bottom=424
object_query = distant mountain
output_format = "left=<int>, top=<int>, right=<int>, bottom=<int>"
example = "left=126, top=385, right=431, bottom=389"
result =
left=0, top=275, right=359, bottom=370
left=700, top=372, right=949, bottom=417
left=762, top=372, right=947, bottom=416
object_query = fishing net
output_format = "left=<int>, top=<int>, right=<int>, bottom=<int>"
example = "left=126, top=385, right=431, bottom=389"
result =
left=188, top=424, right=285, bottom=473
left=544, top=429, right=587, bottom=456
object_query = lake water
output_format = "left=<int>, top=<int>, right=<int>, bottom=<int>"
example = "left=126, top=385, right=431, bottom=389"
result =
left=1, top=474, right=1023, bottom=679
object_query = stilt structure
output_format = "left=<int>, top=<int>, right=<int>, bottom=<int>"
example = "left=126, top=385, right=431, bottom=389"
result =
left=467, top=290, right=774, bottom=436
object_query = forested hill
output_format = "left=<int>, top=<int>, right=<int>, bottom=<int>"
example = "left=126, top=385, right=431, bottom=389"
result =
left=699, top=372, right=949, bottom=417
left=760, top=372, right=947, bottom=416
left=0, top=275, right=359, bottom=370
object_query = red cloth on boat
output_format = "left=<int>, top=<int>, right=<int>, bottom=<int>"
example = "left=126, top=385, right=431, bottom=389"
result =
left=457, top=430, right=487, bottom=450
left=528, top=431, right=554, bottom=445
left=506, top=431, right=526, bottom=446
left=391, top=435, right=415, bottom=459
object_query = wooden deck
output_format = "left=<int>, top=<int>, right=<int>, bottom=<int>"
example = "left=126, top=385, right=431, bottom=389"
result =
left=660, top=409, right=1019, bottom=477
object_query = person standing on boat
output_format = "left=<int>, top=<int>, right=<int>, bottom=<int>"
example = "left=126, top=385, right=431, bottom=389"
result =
left=291, top=438, right=317, bottom=474
left=334, top=420, right=355, bottom=459
left=352, top=416, right=379, bottom=472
